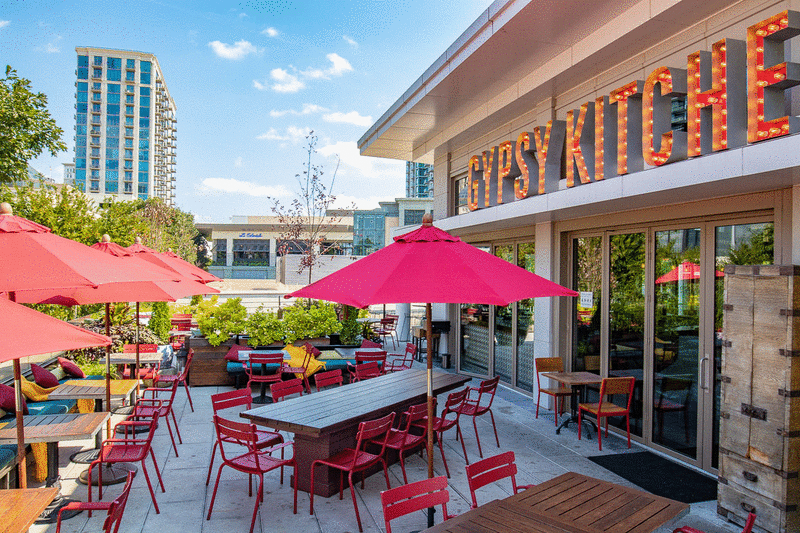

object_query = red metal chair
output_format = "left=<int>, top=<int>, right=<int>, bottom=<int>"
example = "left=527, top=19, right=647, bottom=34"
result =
left=534, top=357, right=572, bottom=426
left=87, top=415, right=165, bottom=514
left=154, top=348, right=194, bottom=412
left=369, top=402, right=427, bottom=484
left=578, top=376, right=636, bottom=451
left=310, top=412, right=395, bottom=533
left=347, top=350, right=387, bottom=381
left=673, top=512, right=756, bottom=533
left=411, top=389, right=469, bottom=477
left=464, top=451, right=534, bottom=509
left=130, top=379, right=182, bottom=456
left=348, top=361, right=381, bottom=382
left=380, top=476, right=453, bottom=533
left=314, top=368, right=343, bottom=392
left=244, top=352, right=284, bottom=396
left=281, top=345, right=313, bottom=394
left=373, top=315, right=398, bottom=349
left=272, top=377, right=304, bottom=402
left=57, top=470, right=136, bottom=533
left=206, top=388, right=284, bottom=485
left=207, top=415, right=297, bottom=533
left=385, top=343, right=416, bottom=372
left=360, top=339, right=382, bottom=348
left=121, top=343, right=160, bottom=380
left=122, top=343, right=158, bottom=353
left=453, top=376, right=501, bottom=460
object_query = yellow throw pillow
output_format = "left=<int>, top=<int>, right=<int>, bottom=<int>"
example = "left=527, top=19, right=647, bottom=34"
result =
left=20, top=375, right=57, bottom=402
left=284, top=345, right=327, bottom=378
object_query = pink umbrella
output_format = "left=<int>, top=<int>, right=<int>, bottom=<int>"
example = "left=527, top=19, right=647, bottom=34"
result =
left=288, top=214, right=577, bottom=514
left=655, top=261, right=724, bottom=284
left=0, top=297, right=111, bottom=488
left=128, top=237, right=221, bottom=284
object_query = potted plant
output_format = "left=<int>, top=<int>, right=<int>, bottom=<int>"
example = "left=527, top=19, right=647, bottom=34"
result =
left=282, top=300, right=340, bottom=345
left=245, top=307, right=284, bottom=348
left=189, top=297, right=248, bottom=386
left=196, top=297, right=247, bottom=346
left=337, top=304, right=360, bottom=346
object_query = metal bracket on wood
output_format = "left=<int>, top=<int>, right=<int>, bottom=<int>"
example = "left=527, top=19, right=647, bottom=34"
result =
left=720, top=375, right=732, bottom=383
left=777, top=428, right=800, bottom=438
left=723, top=304, right=734, bottom=311
left=741, top=403, right=767, bottom=421
left=774, top=501, right=798, bottom=512
left=720, top=411, right=730, bottom=419
left=722, top=340, right=732, bottom=348
left=779, top=349, right=800, bottom=357
left=778, top=388, right=800, bottom=397
left=779, top=309, right=800, bottom=316
left=718, top=475, right=729, bottom=485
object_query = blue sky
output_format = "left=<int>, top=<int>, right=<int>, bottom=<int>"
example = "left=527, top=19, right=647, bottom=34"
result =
left=0, top=0, right=491, bottom=222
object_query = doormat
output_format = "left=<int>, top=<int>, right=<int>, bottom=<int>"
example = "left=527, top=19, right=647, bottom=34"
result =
left=588, top=451, right=717, bottom=503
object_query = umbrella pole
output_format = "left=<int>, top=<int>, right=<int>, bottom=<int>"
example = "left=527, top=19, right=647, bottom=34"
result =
left=135, top=302, right=140, bottom=396
left=425, top=302, right=435, bottom=527
left=8, top=291, right=26, bottom=488
left=105, top=303, right=112, bottom=437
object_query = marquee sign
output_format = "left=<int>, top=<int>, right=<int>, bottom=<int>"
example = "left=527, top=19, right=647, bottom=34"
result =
left=467, top=10, right=800, bottom=211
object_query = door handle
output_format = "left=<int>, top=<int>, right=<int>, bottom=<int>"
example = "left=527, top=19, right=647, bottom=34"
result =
left=700, top=356, right=709, bottom=391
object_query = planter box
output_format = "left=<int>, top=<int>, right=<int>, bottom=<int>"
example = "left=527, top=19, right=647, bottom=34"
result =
left=186, top=336, right=240, bottom=387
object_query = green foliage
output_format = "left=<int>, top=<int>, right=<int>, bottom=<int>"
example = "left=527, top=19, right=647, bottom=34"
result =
left=282, top=300, right=340, bottom=344
left=197, top=298, right=247, bottom=346
left=74, top=356, right=117, bottom=378
left=148, top=301, right=171, bottom=341
left=0, top=66, right=67, bottom=184
left=339, top=305, right=360, bottom=345
left=246, top=307, right=284, bottom=347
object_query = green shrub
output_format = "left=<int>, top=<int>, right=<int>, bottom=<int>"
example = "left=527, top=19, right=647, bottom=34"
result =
left=339, top=305, right=360, bottom=345
left=246, top=307, right=284, bottom=347
left=148, top=301, right=170, bottom=341
left=197, top=297, right=247, bottom=346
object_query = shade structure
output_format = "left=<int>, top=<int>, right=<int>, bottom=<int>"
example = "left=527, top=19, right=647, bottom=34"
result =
left=287, top=215, right=577, bottom=525
left=0, top=297, right=111, bottom=488
left=128, top=238, right=221, bottom=284
left=655, top=261, right=725, bottom=284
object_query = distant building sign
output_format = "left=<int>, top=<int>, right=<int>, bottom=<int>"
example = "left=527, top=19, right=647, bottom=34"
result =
left=467, top=10, right=800, bottom=211
left=238, top=232, right=263, bottom=238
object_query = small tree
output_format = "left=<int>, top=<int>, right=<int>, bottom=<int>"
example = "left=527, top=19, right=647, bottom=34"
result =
left=148, top=301, right=171, bottom=341
left=0, top=66, right=67, bottom=184
left=269, top=131, right=353, bottom=284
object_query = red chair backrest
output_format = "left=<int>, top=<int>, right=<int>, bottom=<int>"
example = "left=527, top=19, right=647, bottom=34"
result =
left=123, top=343, right=158, bottom=353
left=272, top=378, right=304, bottom=402
left=354, top=361, right=381, bottom=380
left=314, top=369, right=343, bottom=391
left=360, top=339, right=382, bottom=348
left=355, top=351, right=387, bottom=364
left=245, top=353, right=284, bottom=379
left=597, top=376, right=635, bottom=415
left=211, top=387, right=254, bottom=412
left=381, top=475, right=450, bottom=533
left=178, top=349, right=193, bottom=380
left=212, top=414, right=257, bottom=459
left=465, top=451, right=520, bottom=508
left=350, top=412, right=394, bottom=468
left=534, top=357, right=564, bottom=389
left=474, top=375, right=501, bottom=409
left=102, top=470, right=136, bottom=533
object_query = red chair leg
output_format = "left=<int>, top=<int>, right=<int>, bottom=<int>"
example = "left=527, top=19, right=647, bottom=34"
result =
left=437, top=433, right=450, bottom=478
left=598, top=416, right=603, bottom=451
left=348, top=471, right=363, bottom=533
left=149, top=447, right=166, bottom=492
left=472, top=416, right=483, bottom=458
left=457, top=424, right=469, bottom=464
left=309, top=462, right=317, bottom=515
left=488, top=409, right=500, bottom=448
left=207, top=463, right=225, bottom=520
left=535, top=391, right=540, bottom=419
left=205, top=440, right=219, bottom=485
left=248, top=477, right=262, bottom=533
left=183, top=381, right=194, bottom=412
left=578, top=408, right=583, bottom=441
left=140, top=459, right=161, bottom=514
left=381, top=458, right=391, bottom=489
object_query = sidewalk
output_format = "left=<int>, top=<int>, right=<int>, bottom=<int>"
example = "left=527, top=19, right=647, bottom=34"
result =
left=28, top=378, right=743, bottom=533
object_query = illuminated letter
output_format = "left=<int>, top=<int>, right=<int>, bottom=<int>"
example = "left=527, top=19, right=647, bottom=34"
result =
left=687, top=39, right=747, bottom=155
left=514, top=132, right=535, bottom=199
left=533, top=120, right=566, bottom=195
left=594, top=96, right=616, bottom=181
left=468, top=155, right=482, bottom=211
left=642, top=66, right=687, bottom=166
left=747, top=10, right=800, bottom=143
left=497, top=141, right=516, bottom=204
left=566, top=101, right=595, bottom=187
left=610, top=81, right=644, bottom=175
left=482, top=147, right=497, bottom=208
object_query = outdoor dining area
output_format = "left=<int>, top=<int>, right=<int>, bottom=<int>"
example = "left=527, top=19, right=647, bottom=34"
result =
left=0, top=206, right=743, bottom=533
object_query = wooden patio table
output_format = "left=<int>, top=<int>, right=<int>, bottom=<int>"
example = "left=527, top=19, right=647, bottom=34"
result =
left=0, top=487, right=58, bottom=533
left=241, top=368, right=470, bottom=497
left=0, top=413, right=108, bottom=523
left=542, top=371, right=603, bottom=436
left=423, top=471, right=689, bottom=533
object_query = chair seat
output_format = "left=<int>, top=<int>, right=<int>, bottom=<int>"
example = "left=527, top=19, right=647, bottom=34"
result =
left=455, top=401, right=489, bottom=417
left=134, top=405, right=170, bottom=418
left=540, top=386, right=572, bottom=396
left=412, top=416, right=454, bottom=434
left=101, top=444, right=148, bottom=463
left=228, top=450, right=289, bottom=475
left=317, top=448, right=381, bottom=471
left=155, top=374, right=179, bottom=383
left=383, top=429, right=425, bottom=450
left=579, top=402, right=629, bottom=416
left=655, top=399, right=686, bottom=411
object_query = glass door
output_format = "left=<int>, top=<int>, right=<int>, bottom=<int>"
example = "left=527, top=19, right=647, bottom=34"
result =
left=494, top=244, right=514, bottom=385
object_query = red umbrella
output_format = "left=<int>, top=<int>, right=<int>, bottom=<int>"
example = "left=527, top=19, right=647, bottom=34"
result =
left=128, top=237, right=221, bottom=284
left=655, top=261, right=724, bottom=284
left=0, top=297, right=111, bottom=488
left=288, top=214, right=577, bottom=516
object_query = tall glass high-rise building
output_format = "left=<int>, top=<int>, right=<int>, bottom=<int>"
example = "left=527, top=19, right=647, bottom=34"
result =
left=73, top=47, right=177, bottom=205
left=405, top=162, right=433, bottom=198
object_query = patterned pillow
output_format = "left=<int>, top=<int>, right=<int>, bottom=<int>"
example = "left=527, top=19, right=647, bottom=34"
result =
left=30, top=363, right=60, bottom=388
left=284, top=345, right=326, bottom=378
left=58, top=357, right=86, bottom=378
left=0, top=383, right=28, bottom=414
left=302, top=342, right=322, bottom=358
left=225, top=344, right=252, bottom=362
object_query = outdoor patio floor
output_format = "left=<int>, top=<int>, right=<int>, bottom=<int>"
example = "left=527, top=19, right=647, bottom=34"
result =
left=26, top=374, right=745, bottom=533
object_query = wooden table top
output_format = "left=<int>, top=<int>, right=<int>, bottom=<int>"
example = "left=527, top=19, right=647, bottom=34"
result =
left=48, top=379, right=138, bottom=401
left=242, top=369, right=470, bottom=437
left=542, top=371, right=604, bottom=387
left=0, top=487, right=59, bottom=533
left=424, top=472, right=689, bottom=533
left=0, top=412, right=110, bottom=444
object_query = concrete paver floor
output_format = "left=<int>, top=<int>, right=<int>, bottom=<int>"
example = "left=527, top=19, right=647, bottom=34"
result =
left=26, top=377, right=746, bottom=533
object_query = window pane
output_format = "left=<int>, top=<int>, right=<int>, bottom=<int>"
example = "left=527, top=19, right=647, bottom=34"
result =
left=494, top=245, right=514, bottom=385
left=516, top=242, right=535, bottom=391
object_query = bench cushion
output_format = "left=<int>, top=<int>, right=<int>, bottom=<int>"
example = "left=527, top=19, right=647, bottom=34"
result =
left=0, top=383, right=27, bottom=415
left=30, top=364, right=60, bottom=388
left=58, top=357, right=86, bottom=378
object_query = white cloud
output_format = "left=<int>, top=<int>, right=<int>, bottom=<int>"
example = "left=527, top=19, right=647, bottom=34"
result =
left=343, top=35, right=357, bottom=48
left=0, top=20, right=9, bottom=29
left=301, top=53, right=353, bottom=79
left=318, top=140, right=404, bottom=179
left=198, top=177, right=291, bottom=198
left=234, top=156, right=243, bottom=168
left=270, top=103, right=327, bottom=118
left=262, top=27, right=279, bottom=38
left=256, top=126, right=310, bottom=143
left=269, top=68, right=305, bottom=93
left=330, top=194, right=393, bottom=210
left=208, top=39, right=258, bottom=60
left=238, top=12, right=248, bottom=18
left=323, top=111, right=373, bottom=127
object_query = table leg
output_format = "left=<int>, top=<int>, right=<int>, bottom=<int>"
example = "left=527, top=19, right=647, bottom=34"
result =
left=555, top=385, right=596, bottom=438
left=251, top=365, right=273, bottom=404
left=35, top=442, right=82, bottom=524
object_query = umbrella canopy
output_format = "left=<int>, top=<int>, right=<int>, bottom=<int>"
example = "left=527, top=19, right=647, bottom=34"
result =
left=0, top=204, right=180, bottom=294
left=287, top=214, right=577, bottom=510
left=655, top=261, right=725, bottom=284
left=128, top=237, right=221, bottom=284
left=0, top=297, right=111, bottom=488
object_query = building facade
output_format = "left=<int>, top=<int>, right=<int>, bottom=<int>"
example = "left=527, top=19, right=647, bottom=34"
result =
left=73, top=47, right=177, bottom=205
left=359, top=0, right=800, bottom=476
left=62, top=162, right=75, bottom=188
left=405, top=162, right=434, bottom=198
